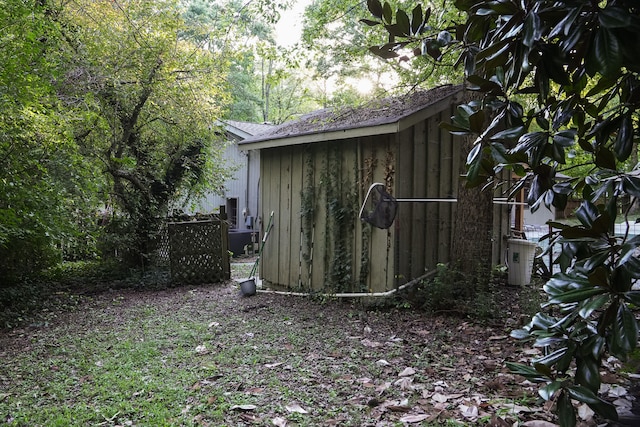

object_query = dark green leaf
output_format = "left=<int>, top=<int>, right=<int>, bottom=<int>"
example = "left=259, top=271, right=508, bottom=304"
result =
left=568, top=385, right=619, bottom=420
left=368, top=45, right=399, bottom=59
left=468, top=110, right=485, bottom=133
left=506, top=362, right=547, bottom=381
left=510, top=328, right=531, bottom=339
left=535, top=347, right=568, bottom=367
left=539, top=380, right=563, bottom=401
left=410, top=4, right=423, bottom=34
left=612, top=303, right=639, bottom=354
left=523, top=12, right=542, bottom=47
left=396, top=9, right=410, bottom=36
left=553, top=130, right=576, bottom=147
left=579, top=294, right=609, bottom=319
left=622, top=175, right=640, bottom=198
left=576, top=356, right=601, bottom=391
left=625, top=291, right=640, bottom=307
left=592, top=28, right=623, bottom=78
left=534, top=362, right=553, bottom=377
left=548, top=287, right=606, bottom=305
left=599, top=6, right=633, bottom=29
left=382, top=1, right=392, bottom=24
left=360, top=19, right=381, bottom=26
left=490, top=126, right=524, bottom=141
left=614, top=113, right=633, bottom=161
left=558, top=390, right=577, bottom=427
left=594, top=146, right=616, bottom=170
left=367, top=0, right=383, bottom=19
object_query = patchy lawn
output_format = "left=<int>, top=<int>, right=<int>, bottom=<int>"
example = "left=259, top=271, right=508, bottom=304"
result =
left=0, top=264, right=636, bottom=426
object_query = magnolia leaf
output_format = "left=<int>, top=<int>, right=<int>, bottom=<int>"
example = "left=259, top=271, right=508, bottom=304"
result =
left=396, top=9, right=410, bottom=36
left=398, top=367, right=416, bottom=377
left=285, top=403, right=308, bottom=414
left=367, top=0, right=383, bottom=19
left=558, top=391, right=577, bottom=427
left=459, top=404, right=479, bottom=419
left=577, top=403, right=595, bottom=421
left=231, top=404, right=257, bottom=411
left=399, top=414, right=429, bottom=423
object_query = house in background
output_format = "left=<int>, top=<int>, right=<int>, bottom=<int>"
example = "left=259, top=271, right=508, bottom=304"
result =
left=239, top=85, right=511, bottom=293
left=188, top=120, right=272, bottom=231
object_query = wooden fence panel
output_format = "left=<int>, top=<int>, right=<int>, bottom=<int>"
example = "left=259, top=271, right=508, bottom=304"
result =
left=168, top=220, right=229, bottom=283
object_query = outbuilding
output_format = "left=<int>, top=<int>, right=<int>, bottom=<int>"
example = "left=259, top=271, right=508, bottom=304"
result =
left=239, top=85, right=510, bottom=294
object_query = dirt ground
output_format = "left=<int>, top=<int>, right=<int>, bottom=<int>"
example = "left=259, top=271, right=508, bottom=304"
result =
left=1, top=274, right=639, bottom=426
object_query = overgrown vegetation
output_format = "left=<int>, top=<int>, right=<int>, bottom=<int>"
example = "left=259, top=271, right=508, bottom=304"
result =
left=402, top=263, right=538, bottom=322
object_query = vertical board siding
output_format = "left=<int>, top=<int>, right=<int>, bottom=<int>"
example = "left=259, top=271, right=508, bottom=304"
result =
left=290, top=146, right=305, bottom=288
left=396, top=127, right=414, bottom=285
left=260, top=150, right=279, bottom=285
left=425, top=113, right=441, bottom=269
left=257, top=94, right=506, bottom=292
left=411, top=120, right=427, bottom=278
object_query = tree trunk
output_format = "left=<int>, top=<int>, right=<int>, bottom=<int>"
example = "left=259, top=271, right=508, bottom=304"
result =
left=451, top=134, right=494, bottom=275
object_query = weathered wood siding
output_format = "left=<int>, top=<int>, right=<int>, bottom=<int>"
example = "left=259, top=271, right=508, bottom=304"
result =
left=394, top=108, right=459, bottom=285
left=259, top=136, right=396, bottom=293
left=258, top=103, right=508, bottom=293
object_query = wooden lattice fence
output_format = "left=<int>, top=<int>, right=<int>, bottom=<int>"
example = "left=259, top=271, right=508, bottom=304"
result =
left=168, top=219, right=230, bottom=283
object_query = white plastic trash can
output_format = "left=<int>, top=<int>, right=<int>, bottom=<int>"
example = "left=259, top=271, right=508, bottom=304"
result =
left=507, top=239, right=538, bottom=286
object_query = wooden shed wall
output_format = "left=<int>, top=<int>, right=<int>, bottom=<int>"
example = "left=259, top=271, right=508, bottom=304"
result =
left=259, top=137, right=397, bottom=293
left=258, top=107, right=510, bottom=293
left=394, top=109, right=458, bottom=285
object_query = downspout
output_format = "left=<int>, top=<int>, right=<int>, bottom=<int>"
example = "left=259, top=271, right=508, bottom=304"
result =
left=256, top=269, right=436, bottom=298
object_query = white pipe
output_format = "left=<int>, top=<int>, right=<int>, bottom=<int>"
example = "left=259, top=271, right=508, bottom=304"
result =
left=256, top=269, right=436, bottom=298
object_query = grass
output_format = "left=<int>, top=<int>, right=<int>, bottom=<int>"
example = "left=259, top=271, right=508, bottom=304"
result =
left=0, top=262, right=601, bottom=426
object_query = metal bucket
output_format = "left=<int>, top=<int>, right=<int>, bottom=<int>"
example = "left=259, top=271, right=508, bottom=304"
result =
left=240, top=278, right=256, bottom=296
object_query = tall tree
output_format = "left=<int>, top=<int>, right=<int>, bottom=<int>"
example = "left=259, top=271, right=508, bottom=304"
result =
left=0, top=0, right=101, bottom=281
left=59, top=0, right=230, bottom=266
left=366, top=0, right=640, bottom=424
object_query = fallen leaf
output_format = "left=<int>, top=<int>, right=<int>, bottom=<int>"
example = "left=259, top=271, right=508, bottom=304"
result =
left=488, top=335, right=509, bottom=341
left=230, top=404, right=257, bottom=411
left=245, top=387, right=264, bottom=395
left=239, top=413, right=261, bottom=423
left=398, top=367, right=416, bottom=377
left=431, top=393, right=448, bottom=403
left=459, top=404, right=478, bottom=419
left=608, top=384, right=628, bottom=398
left=285, top=403, right=308, bottom=414
left=522, top=421, right=559, bottom=427
left=195, top=345, right=208, bottom=354
left=376, top=359, right=391, bottom=367
left=500, top=403, right=534, bottom=413
left=264, top=362, right=284, bottom=369
left=399, top=414, right=429, bottom=423
left=361, top=338, right=383, bottom=348
left=394, top=377, right=414, bottom=390
left=488, top=414, right=511, bottom=427
left=272, top=417, right=287, bottom=427
left=577, top=403, right=594, bottom=421
left=208, top=322, right=220, bottom=328
left=376, top=381, right=391, bottom=395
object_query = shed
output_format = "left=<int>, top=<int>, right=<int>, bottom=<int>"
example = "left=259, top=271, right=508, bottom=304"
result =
left=239, top=85, right=510, bottom=294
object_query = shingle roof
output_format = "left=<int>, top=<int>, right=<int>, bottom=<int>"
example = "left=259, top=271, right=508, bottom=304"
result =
left=239, top=85, right=464, bottom=148
left=224, top=120, right=274, bottom=137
